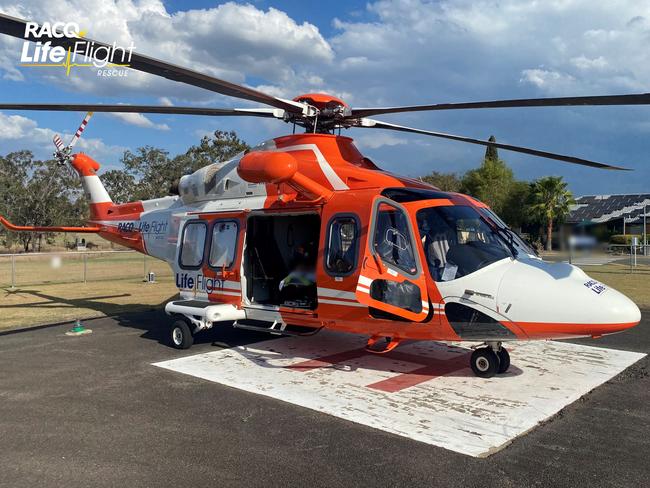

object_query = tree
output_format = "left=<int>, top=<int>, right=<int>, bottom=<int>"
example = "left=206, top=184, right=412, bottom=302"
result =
left=485, top=135, right=498, bottom=161
left=114, top=130, right=250, bottom=201
left=500, top=180, right=533, bottom=230
left=460, top=135, right=515, bottom=215
left=102, top=169, right=136, bottom=204
left=179, top=130, right=249, bottom=173
left=530, top=176, right=575, bottom=251
left=120, top=146, right=174, bottom=201
left=461, top=156, right=515, bottom=215
left=0, top=151, right=31, bottom=250
left=0, top=153, right=81, bottom=251
left=420, top=171, right=462, bottom=192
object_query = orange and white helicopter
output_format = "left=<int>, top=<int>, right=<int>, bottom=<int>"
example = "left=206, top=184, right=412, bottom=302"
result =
left=0, top=13, right=643, bottom=377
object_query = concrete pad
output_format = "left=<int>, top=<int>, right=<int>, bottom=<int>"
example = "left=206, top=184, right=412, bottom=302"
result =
left=153, top=331, right=644, bottom=457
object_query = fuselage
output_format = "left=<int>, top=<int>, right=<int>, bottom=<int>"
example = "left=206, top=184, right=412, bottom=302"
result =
left=74, top=133, right=640, bottom=343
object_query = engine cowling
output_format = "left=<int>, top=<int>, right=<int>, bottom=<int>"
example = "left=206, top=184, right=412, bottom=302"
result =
left=237, top=151, right=298, bottom=184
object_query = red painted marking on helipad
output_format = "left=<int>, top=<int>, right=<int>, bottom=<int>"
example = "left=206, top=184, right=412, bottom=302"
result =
left=287, top=346, right=471, bottom=392
left=366, top=353, right=471, bottom=393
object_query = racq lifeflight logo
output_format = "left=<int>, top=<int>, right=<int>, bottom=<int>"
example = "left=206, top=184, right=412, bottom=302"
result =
left=20, top=21, right=135, bottom=77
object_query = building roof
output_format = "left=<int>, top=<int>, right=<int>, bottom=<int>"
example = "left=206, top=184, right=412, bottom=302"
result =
left=567, top=194, right=650, bottom=224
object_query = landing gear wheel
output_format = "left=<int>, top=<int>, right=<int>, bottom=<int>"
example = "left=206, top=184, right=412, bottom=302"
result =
left=169, top=319, right=193, bottom=350
left=497, top=347, right=510, bottom=374
left=470, top=348, right=499, bottom=378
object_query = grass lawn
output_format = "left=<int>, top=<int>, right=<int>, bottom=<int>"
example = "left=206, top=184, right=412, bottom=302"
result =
left=0, top=277, right=178, bottom=330
left=0, top=252, right=172, bottom=288
left=581, top=263, right=650, bottom=308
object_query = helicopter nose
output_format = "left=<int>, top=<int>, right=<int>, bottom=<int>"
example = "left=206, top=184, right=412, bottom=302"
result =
left=595, top=289, right=641, bottom=334
left=498, top=260, right=641, bottom=339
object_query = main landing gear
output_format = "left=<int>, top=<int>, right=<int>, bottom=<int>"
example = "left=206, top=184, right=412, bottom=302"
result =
left=169, top=319, right=194, bottom=350
left=470, top=342, right=510, bottom=378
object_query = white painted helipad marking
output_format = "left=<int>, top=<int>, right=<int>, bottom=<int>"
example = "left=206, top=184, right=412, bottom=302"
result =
left=153, top=332, right=644, bottom=457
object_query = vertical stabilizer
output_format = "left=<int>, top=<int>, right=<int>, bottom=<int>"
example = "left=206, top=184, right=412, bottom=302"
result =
left=70, top=153, right=113, bottom=219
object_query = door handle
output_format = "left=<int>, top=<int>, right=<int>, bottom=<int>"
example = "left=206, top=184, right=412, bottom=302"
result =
left=371, top=253, right=385, bottom=274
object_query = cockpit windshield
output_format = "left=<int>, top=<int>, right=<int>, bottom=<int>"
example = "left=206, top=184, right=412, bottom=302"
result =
left=477, top=207, right=538, bottom=257
left=416, top=205, right=513, bottom=282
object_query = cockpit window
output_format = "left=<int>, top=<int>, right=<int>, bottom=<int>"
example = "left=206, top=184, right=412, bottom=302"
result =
left=416, top=206, right=512, bottom=281
left=478, top=207, right=537, bottom=257
left=373, top=201, right=418, bottom=275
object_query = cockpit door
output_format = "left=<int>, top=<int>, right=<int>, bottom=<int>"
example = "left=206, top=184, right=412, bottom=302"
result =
left=356, top=196, right=430, bottom=322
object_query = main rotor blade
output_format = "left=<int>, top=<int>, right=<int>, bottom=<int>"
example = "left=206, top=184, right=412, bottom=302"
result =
left=351, top=93, right=650, bottom=118
left=359, top=119, right=630, bottom=171
left=0, top=13, right=304, bottom=114
left=0, top=103, right=282, bottom=118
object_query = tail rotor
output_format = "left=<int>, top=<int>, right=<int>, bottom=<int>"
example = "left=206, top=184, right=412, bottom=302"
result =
left=53, top=111, right=94, bottom=166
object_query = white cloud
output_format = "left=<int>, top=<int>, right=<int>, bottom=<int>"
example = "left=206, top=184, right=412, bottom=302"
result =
left=324, top=0, right=650, bottom=194
left=520, top=69, right=575, bottom=89
left=571, top=56, right=608, bottom=71
left=354, top=132, right=407, bottom=149
left=0, top=112, right=36, bottom=139
left=0, top=111, right=125, bottom=163
left=109, top=112, right=170, bottom=130
left=0, top=1, right=333, bottom=101
left=330, top=0, right=650, bottom=100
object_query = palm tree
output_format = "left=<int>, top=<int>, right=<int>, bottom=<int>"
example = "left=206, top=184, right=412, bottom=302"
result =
left=531, top=176, right=575, bottom=251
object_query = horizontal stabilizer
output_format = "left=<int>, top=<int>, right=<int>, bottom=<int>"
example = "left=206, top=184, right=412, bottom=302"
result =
left=0, top=215, right=100, bottom=233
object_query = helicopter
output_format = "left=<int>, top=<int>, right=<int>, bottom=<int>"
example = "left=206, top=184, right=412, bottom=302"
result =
left=0, top=13, right=643, bottom=378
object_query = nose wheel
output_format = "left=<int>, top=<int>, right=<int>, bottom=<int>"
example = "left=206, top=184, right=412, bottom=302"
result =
left=496, top=347, right=510, bottom=374
left=470, top=343, right=510, bottom=378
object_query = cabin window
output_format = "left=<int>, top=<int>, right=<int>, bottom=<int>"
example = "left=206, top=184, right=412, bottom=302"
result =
left=209, top=220, right=238, bottom=269
left=325, top=215, right=359, bottom=276
left=179, top=221, right=207, bottom=268
left=372, top=201, right=418, bottom=276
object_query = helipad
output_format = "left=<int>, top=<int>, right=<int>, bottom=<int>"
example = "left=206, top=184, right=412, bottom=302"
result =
left=154, top=331, right=644, bottom=457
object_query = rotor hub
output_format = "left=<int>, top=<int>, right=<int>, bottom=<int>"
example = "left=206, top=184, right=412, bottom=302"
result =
left=291, top=93, right=352, bottom=133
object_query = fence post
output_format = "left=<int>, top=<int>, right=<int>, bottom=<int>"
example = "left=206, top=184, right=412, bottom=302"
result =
left=643, top=205, right=648, bottom=256
left=11, top=254, right=16, bottom=289
left=83, top=253, right=87, bottom=283
left=143, top=254, right=147, bottom=282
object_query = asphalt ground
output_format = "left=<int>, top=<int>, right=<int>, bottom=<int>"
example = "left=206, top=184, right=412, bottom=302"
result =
left=0, top=311, right=648, bottom=488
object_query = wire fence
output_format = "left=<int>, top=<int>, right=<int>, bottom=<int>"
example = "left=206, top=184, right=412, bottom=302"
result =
left=607, top=244, right=650, bottom=256
left=2, top=245, right=648, bottom=289
left=0, top=250, right=173, bottom=288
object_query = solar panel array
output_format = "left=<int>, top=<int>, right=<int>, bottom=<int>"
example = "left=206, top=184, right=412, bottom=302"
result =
left=567, top=194, right=650, bottom=224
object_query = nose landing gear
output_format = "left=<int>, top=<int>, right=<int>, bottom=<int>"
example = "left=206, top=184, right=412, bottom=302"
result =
left=470, top=342, right=510, bottom=378
left=496, top=346, right=510, bottom=374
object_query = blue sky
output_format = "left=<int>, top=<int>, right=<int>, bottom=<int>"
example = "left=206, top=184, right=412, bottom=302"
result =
left=1, top=0, right=649, bottom=196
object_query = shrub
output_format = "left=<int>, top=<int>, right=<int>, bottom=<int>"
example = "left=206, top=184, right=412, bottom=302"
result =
left=610, top=234, right=641, bottom=245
